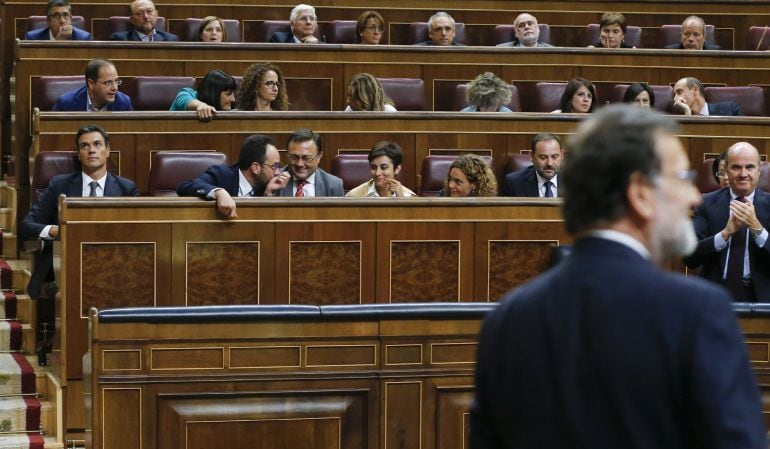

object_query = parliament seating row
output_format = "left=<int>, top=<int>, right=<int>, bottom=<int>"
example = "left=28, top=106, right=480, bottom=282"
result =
left=31, top=74, right=770, bottom=116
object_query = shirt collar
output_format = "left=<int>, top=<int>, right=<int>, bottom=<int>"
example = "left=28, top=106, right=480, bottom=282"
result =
left=730, top=189, right=755, bottom=202
left=535, top=171, right=557, bottom=189
left=585, top=229, right=651, bottom=260
left=238, top=170, right=253, bottom=196
left=86, top=90, right=107, bottom=111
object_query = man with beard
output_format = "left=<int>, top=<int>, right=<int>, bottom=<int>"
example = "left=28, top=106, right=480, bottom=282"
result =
left=501, top=132, right=562, bottom=197
left=177, top=134, right=289, bottom=218
left=471, top=105, right=765, bottom=449
left=496, top=13, right=553, bottom=48
left=277, top=129, right=343, bottom=197
left=684, top=142, right=770, bottom=301
left=110, top=0, right=178, bottom=41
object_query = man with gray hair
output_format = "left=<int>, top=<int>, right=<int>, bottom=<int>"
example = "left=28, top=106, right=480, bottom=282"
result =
left=665, top=15, right=720, bottom=50
left=471, top=105, right=765, bottom=448
left=672, top=76, right=742, bottom=116
left=497, top=12, right=553, bottom=47
left=270, top=3, right=320, bottom=44
left=416, top=12, right=463, bottom=46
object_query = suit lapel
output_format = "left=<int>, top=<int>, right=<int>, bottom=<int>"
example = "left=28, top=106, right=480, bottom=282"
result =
left=314, top=171, right=325, bottom=195
left=525, top=168, right=539, bottom=197
left=66, top=172, right=84, bottom=197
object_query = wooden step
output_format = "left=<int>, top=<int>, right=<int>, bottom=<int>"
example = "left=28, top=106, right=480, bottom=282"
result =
left=5, top=257, right=30, bottom=294
left=16, top=295, right=33, bottom=326
left=43, top=436, right=64, bottom=449
left=2, top=233, right=18, bottom=260
left=0, top=207, right=12, bottom=233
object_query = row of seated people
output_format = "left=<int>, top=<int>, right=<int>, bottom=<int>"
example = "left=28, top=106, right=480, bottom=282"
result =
left=34, top=59, right=770, bottom=116
left=20, top=0, right=770, bottom=50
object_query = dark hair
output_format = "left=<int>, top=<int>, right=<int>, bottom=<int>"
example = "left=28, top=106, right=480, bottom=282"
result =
left=287, top=129, right=322, bottom=153
left=559, top=78, right=596, bottom=113
left=197, top=16, right=227, bottom=41
left=712, top=150, right=727, bottom=183
left=237, top=134, right=276, bottom=169
left=445, top=154, right=497, bottom=197
left=84, top=59, right=113, bottom=82
left=531, top=132, right=561, bottom=152
left=622, top=82, right=655, bottom=107
left=561, top=104, right=678, bottom=234
left=235, top=62, right=289, bottom=111
left=683, top=77, right=704, bottom=96
left=75, top=124, right=110, bottom=148
left=47, top=0, right=70, bottom=16
left=197, top=69, right=237, bottom=110
left=600, top=12, right=627, bottom=33
left=355, top=10, right=385, bottom=43
left=368, top=141, right=403, bottom=167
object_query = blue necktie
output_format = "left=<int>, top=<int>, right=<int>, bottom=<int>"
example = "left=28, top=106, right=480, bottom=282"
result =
left=544, top=181, right=554, bottom=198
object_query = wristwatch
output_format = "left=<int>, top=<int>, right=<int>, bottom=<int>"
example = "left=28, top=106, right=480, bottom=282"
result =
left=751, top=227, right=765, bottom=238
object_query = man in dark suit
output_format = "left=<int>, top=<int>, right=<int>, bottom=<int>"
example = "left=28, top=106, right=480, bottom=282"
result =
left=24, top=0, right=91, bottom=40
left=672, top=77, right=742, bottom=116
left=177, top=134, right=290, bottom=218
left=664, top=16, right=720, bottom=50
left=269, top=4, right=320, bottom=44
left=501, top=132, right=562, bottom=197
left=278, top=129, right=343, bottom=197
left=52, top=59, right=133, bottom=111
left=415, top=12, right=464, bottom=46
left=496, top=12, right=553, bottom=48
left=21, top=124, right=138, bottom=299
left=110, top=0, right=178, bottom=41
left=471, top=105, right=766, bottom=449
left=684, top=142, right=770, bottom=301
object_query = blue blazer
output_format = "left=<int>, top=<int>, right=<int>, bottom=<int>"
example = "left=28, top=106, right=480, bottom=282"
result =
left=684, top=187, right=770, bottom=300
left=110, top=28, right=179, bottom=41
left=278, top=168, right=344, bottom=197
left=471, top=237, right=766, bottom=449
left=24, top=26, right=91, bottom=40
left=52, top=85, right=133, bottom=112
left=665, top=42, right=721, bottom=50
left=708, top=101, right=743, bottom=116
left=415, top=40, right=464, bottom=46
left=269, top=31, right=296, bottom=43
left=20, top=171, right=138, bottom=298
left=177, top=163, right=241, bottom=198
left=500, top=165, right=539, bottom=197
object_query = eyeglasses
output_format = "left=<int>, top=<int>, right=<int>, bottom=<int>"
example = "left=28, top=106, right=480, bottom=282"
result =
left=263, top=81, right=281, bottom=88
left=654, top=169, right=697, bottom=184
left=715, top=171, right=728, bottom=179
left=286, top=153, right=320, bottom=164
left=364, top=25, right=384, bottom=32
left=295, top=15, right=316, bottom=22
left=95, top=79, right=122, bottom=88
left=48, top=12, right=71, bottom=20
left=259, top=161, right=281, bottom=171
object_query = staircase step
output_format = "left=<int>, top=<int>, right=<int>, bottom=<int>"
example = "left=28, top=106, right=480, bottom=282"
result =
left=16, top=295, right=32, bottom=326
left=3, top=258, right=29, bottom=294
left=0, top=208, right=12, bottom=233
left=1, top=234, right=17, bottom=261
left=43, top=436, right=63, bottom=449
left=22, top=324, right=34, bottom=355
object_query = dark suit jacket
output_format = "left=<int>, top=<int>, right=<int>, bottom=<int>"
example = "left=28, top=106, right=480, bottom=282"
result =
left=471, top=237, right=766, bottom=449
left=683, top=187, right=770, bottom=300
left=24, top=26, right=91, bottom=40
left=707, top=101, right=743, bottom=116
left=110, top=28, right=179, bottom=41
left=269, top=31, right=296, bottom=43
left=415, top=40, right=464, bottom=46
left=20, top=171, right=138, bottom=298
left=278, top=168, right=344, bottom=197
left=664, top=42, right=721, bottom=50
left=500, top=165, right=540, bottom=197
left=177, top=163, right=241, bottom=198
left=52, top=85, right=133, bottom=111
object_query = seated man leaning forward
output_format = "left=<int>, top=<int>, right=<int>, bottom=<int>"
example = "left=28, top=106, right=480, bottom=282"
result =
left=416, top=12, right=463, bottom=46
left=497, top=13, right=552, bottom=48
left=25, top=0, right=92, bottom=40
left=672, top=77, right=742, bottom=116
left=177, top=134, right=290, bottom=218
left=52, top=58, right=133, bottom=111
left=270, top=4, right=320, bottom=44
left=20, top=124, right=138, bottom=299
left=110, top=0, right=178, bottom=41
left=278, top=129, right=344, bottom=197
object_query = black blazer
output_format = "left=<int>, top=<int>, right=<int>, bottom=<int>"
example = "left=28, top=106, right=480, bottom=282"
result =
left=177, top=163, right=241, bottom=198
left=20, top=171, right=138, bottom=298
left=471, top=237, right=766, bottom=449
left=110, top=28, right=179, bottom=41
left=269, top=31, right=296, bottom=43
left=707, top=101, right=743, bottom=116
left=664, top=42, right=721, bottom=50
left=684, top=187, right=770, bottom=300
left=500, top=166, right=540, bottom=197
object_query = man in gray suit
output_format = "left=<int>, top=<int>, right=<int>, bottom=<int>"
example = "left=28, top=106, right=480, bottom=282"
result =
left=280, top=129, right=344, bottom=197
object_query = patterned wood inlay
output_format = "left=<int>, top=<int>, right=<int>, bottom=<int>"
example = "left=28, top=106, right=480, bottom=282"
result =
left=488, top=241, right=556, bottom=301
left=290, top=242, right=360, bottom=305
left=390, top=242, right=459, bottom=302
left=187, top=242, right=259, bottom=305
left=82, top=243, right=154, bottom=314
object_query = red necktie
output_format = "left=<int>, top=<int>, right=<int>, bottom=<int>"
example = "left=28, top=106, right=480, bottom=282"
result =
left=295, top=181, right=305, bottom=197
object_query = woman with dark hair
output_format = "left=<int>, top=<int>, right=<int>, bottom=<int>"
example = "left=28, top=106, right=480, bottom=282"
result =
left=355, top=10, right=385, bottom=44
left=589, top=12, right=634, bottom=48
left=712, top=150, right=729, bottom=188
left=552, top=77, right=596, bottom=113
left=235, top=62, right=289, bottom=111
left=169, top=69, right=236, bottom=121
left=461, top=72, right=512, bottom=112
left=198, top=16, right=227, bottom=42
left=346, top=141, right=417, bottom=197
left=344, top=73, right=396, bottom=111
left=622, top=82, right=655, bottom=109
left=444, top=154, right=498, bottom=197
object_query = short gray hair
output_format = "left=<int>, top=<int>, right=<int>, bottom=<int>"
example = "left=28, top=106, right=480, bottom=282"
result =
left=290, top=4, right=316, bottom=21
left=428, top=11, right=455, bottom=29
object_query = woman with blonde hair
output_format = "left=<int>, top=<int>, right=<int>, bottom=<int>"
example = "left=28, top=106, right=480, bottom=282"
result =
left=444, top=154, right=498, bottom=197
left=461, top=72, right=512, bottom=112
left=344, top=73, right=397, bottom=112
left=235, top=62, right=289, bottom=111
